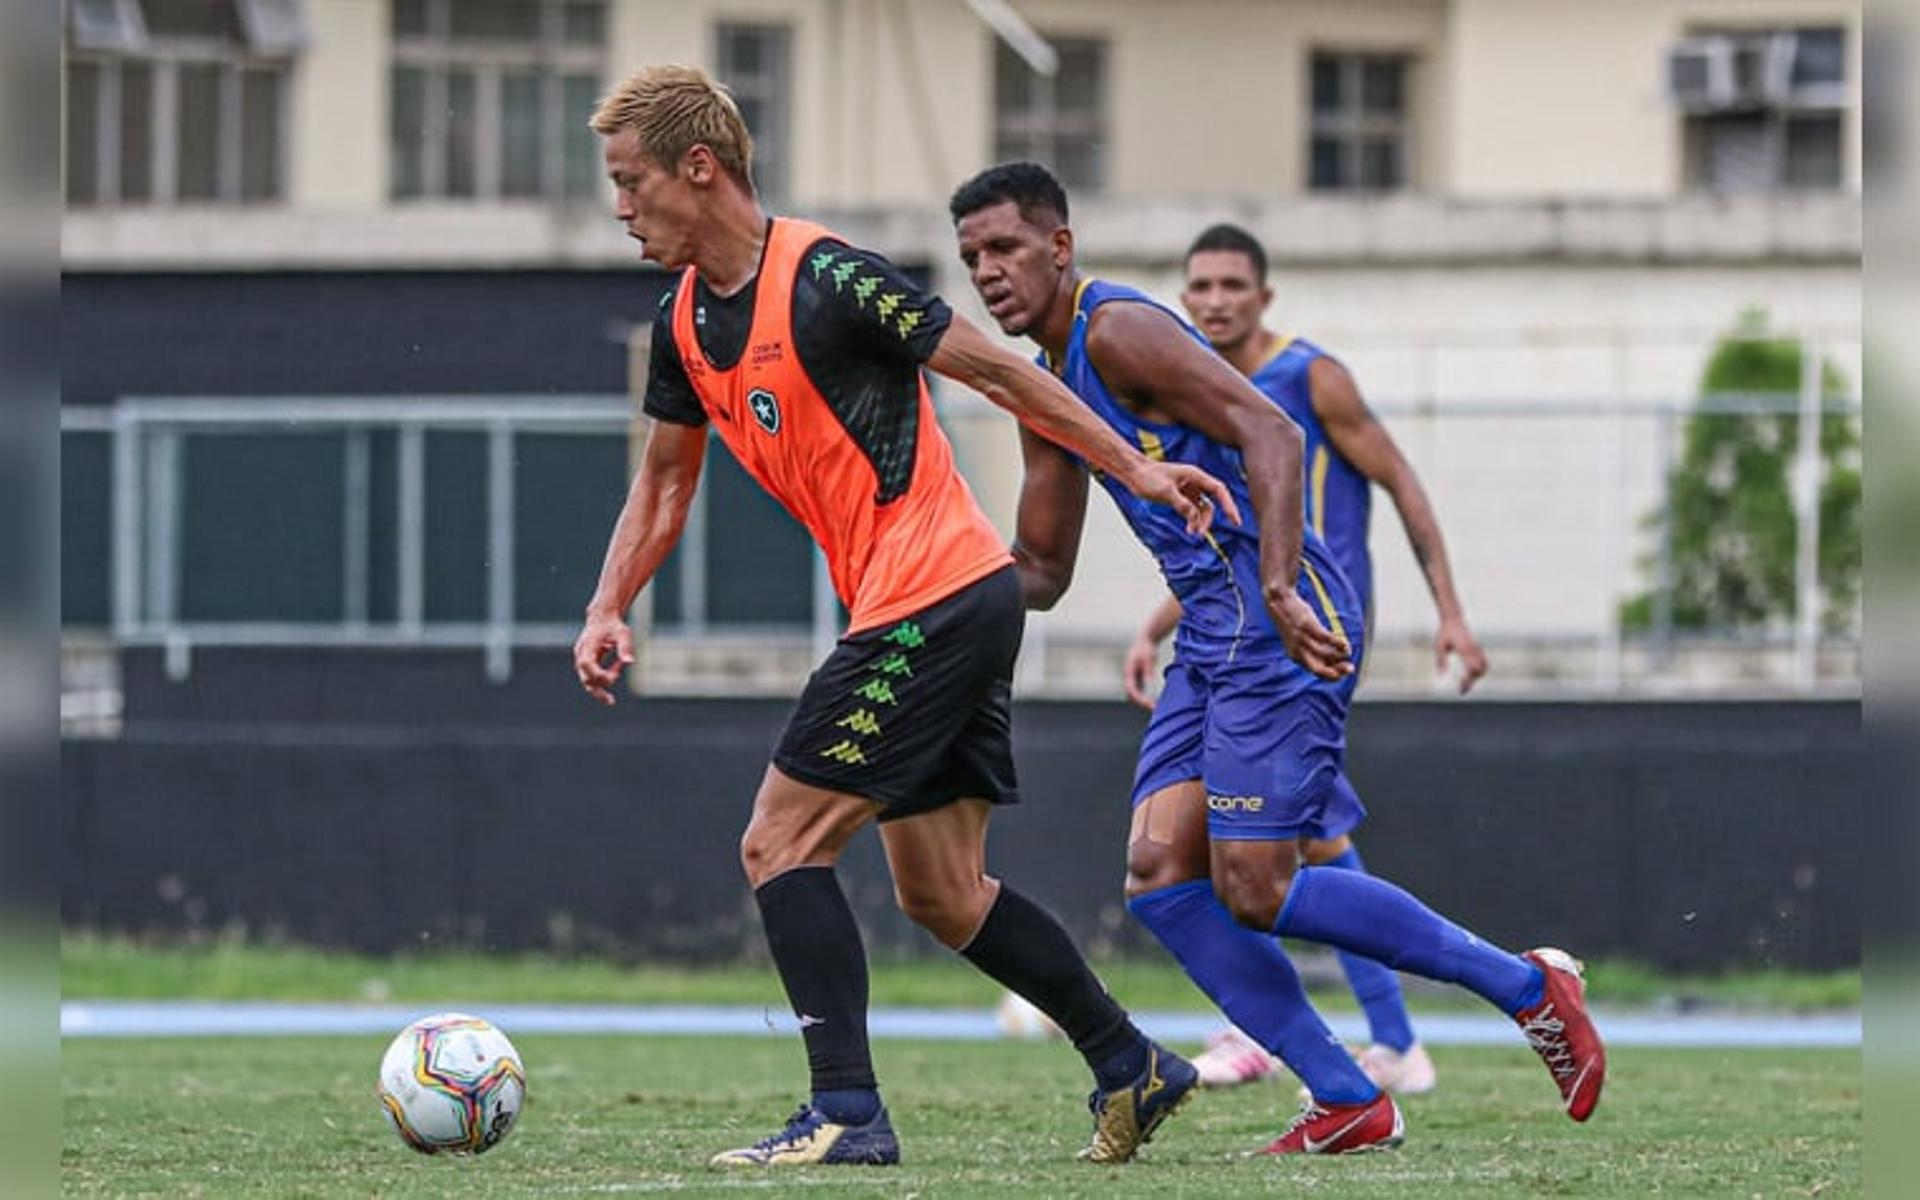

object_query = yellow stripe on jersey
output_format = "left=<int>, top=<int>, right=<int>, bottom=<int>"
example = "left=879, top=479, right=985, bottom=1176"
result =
left=1045, top=277, right=1101, bottom=376
left=1301, top=561, right=1349, bottom=645
left=1310, top=445, right=1329, bottom=538
left=1258, top=333, right=1297, bottom=371
left=1138, top=430, right=1166, bottom=460
left=1201, top=529, right=1248, bottom=663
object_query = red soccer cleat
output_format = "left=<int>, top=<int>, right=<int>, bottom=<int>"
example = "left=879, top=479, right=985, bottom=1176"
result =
left=1514, top=947, right=1607, bottom=1122
left=1260, top=1091, right=1404, bottom=1155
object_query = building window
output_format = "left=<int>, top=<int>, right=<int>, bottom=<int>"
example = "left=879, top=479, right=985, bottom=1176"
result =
left=1673, top=28, right=1847, bottom=191
left=715, top=23, right=792, bottom=207
left=1308, top=52, right=1412, bottom=192
left=64, top=0, right=305, bottom=206
left=390, top=0, right=606, bottom=202
left=993, top=38, right=1106, bottom=194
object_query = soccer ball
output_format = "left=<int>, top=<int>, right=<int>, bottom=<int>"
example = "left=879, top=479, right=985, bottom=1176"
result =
left=376, top=1012, right=526, bottom=1155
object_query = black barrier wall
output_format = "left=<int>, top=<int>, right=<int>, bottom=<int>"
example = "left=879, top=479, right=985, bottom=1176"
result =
left=63, top=649, right=1860, bottom=971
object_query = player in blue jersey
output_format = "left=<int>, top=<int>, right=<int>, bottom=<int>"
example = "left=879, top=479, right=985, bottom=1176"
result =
left=949, top=162, right=1605, bottom=1154
left=1124, top=223, right=1490, bottom=1095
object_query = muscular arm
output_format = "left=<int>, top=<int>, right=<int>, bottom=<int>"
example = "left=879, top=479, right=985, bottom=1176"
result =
left=1010, top=425, right=1090, bottom=610
left=1310, top=356, right=1487, bottom=690
left=574, top=420, right=708, bottom=704
left=1088, top=302, right=1350, bottom=678
left=926, top=314, right=1239, bottom=533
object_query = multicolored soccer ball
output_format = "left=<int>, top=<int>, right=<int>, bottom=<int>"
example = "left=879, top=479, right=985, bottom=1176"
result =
left=376, top=1013, right=526, bottom=1155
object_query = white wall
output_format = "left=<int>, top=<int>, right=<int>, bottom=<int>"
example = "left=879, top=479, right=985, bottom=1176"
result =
left=290, top=0, right=387, bottom=206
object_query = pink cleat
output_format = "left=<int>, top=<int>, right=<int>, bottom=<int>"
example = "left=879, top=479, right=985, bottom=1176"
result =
left=1356, top=1042, right=1437, bottom=1095
left=1191, top=1027, right=1280, bottom=1088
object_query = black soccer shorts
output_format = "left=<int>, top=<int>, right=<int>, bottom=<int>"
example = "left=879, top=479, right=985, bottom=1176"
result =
left=773, top=565, right=1023, bottom=819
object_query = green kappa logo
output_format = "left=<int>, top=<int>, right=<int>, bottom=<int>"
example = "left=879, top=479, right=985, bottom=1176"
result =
left=748, top=388, right=781, bottom=434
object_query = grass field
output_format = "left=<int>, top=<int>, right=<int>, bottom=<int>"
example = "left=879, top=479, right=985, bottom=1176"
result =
left=60, top=938, right=1864, bottom=1193
left=61, top=933, right=1862, bottom=1011
left=62, top=1035, right=1858, bottom=1197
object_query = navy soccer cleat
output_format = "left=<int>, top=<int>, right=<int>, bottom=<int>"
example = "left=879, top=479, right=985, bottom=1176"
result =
left=709, top=1102, right=900, bottom=1167
left=1079, top=1041, right=1200, bottom=1163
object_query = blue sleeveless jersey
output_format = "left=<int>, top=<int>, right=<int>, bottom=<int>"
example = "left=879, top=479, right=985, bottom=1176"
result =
left=1044, top=279, right=1358, bottom=664
left=1249, top=336, right=1373, bottom=614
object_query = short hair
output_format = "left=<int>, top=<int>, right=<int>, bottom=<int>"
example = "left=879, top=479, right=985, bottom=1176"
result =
left=948, top=161, right=1069, bottom=228
left=1186, top=223, right=1269, bottom=285
left=590, top=64, right=755, bottom=184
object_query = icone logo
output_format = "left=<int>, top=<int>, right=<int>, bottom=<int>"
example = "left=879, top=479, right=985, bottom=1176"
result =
left=1207, top=793, right=1265, bottom=813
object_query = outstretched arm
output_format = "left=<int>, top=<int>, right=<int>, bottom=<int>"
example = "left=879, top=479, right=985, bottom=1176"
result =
left=1088, top=302, right=1350, bottom=680
left=926, top=314, right=1240, bottom=534
left=1310, top=356, right=1486, bottom=692
left=574, top=420, right=707, bottom=705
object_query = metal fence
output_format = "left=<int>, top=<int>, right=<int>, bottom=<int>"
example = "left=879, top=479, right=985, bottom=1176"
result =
left=59, top=376, right=1861, bottom=702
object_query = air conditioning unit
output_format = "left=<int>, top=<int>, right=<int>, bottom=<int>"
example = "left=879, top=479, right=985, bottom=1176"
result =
left=1671, top=32, right=1806, bottom=111
left=1669, top=37, right=1736, bottom=109
left=67, top=0, right=148, bottom=54
left=1742, top=32, right=1800, bottom=105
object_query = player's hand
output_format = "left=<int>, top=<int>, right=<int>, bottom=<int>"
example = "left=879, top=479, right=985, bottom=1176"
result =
left=1270, top=591, right=1353, bottom=681
left=1435, top=615, right=1488, bottom=694
left=1134, top=462, right=1242, bottom=535
left=573, top=609, right=635, bottom=706
left=1122, top=634, right=1161, bottom=710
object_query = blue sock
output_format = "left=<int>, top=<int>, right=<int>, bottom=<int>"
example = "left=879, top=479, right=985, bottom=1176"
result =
left=812, top=1087, right=881, bottom=1125
left=1321, top=848, right=1417, bottom=1051
left=1128, top=881, right=1377, bottom=1105
left=1274, top=865, right=1545, bottom=1015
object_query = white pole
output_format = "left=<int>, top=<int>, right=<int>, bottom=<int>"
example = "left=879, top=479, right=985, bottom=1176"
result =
left=1595, top=337, right=1628, bottom=693
left=1793, top=340, right=1822, bottom=689
left=111, top=406, right=141, bottom=639
left=486, top=420, right=515, bottom=683
left=342, top=427, right=370, bottom=630
left=397, top=423, right=425, bottom=636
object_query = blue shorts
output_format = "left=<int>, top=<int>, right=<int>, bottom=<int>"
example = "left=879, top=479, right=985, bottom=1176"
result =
left=1131, top=648, right=1365, bottom=843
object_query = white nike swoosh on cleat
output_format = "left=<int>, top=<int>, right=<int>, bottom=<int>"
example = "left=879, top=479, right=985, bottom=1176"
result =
left=1302, top=1110, right=1376, bottom=1154
left=1564, top=1062, right=1596, bottom=1112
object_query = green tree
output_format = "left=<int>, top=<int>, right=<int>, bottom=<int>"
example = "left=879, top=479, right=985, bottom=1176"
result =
left=1622, top=310, right=1860, bottom=634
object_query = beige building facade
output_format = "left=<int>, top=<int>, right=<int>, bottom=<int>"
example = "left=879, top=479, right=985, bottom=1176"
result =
left=261, top=0, right=1868, bottom=214
left=68, top=0, right=1864, bottom=242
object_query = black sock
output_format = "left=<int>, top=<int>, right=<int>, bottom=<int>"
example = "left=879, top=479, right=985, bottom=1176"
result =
left=960, top=885, right=1146, bottom=1088
left=754, top=866, right=878, bottom=1100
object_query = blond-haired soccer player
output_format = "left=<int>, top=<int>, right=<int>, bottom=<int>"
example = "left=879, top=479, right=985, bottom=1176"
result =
left=573, top=66, right=1228, bottom=1168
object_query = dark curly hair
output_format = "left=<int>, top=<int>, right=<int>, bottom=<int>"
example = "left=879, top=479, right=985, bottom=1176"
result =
left=948, top=161, right=1070, bottom=228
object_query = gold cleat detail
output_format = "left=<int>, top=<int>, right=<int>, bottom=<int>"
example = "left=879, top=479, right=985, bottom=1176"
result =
left=1079, top=1047, right=1193, bottom=1164
left=710, top=1124, right=846, bottom=1168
